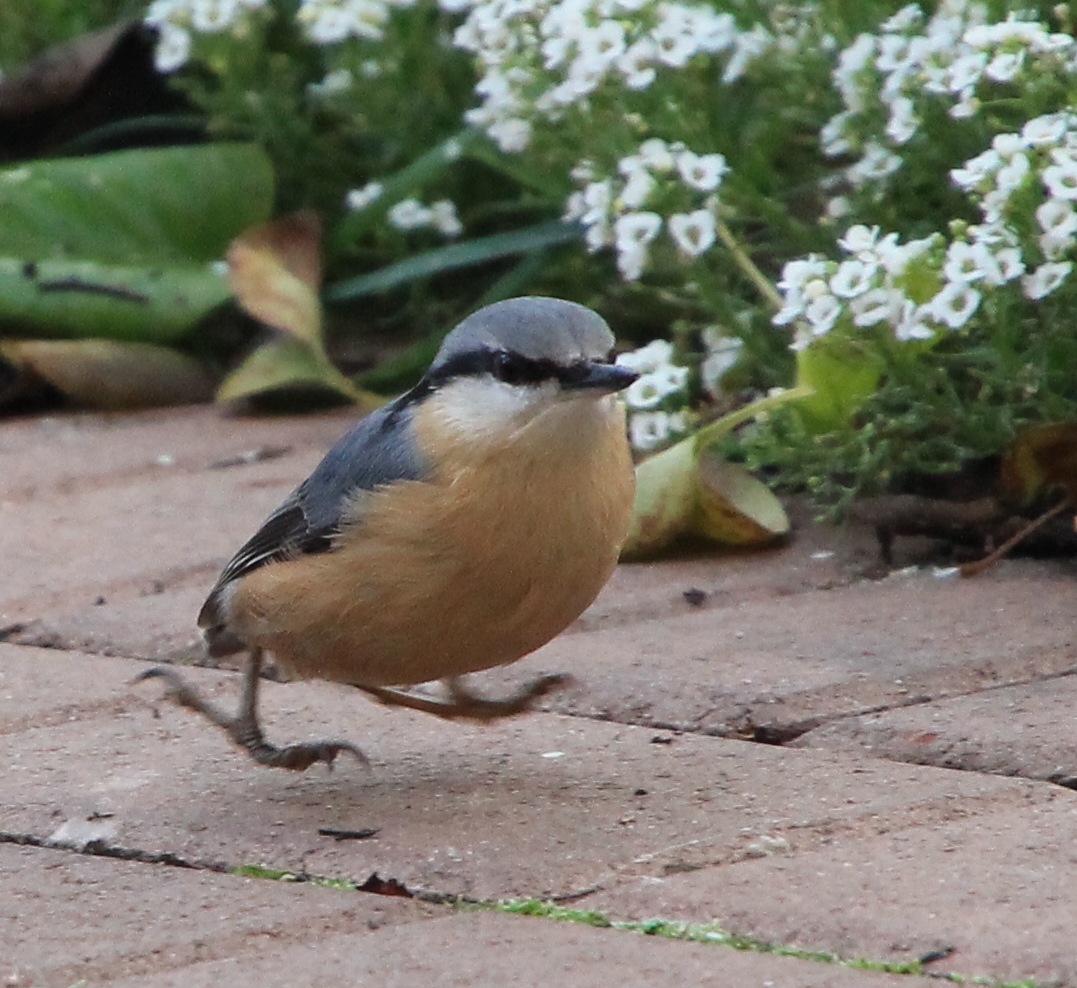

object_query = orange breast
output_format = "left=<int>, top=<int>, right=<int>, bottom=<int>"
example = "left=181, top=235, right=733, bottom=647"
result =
left=228, top=399, right=634, bottom=687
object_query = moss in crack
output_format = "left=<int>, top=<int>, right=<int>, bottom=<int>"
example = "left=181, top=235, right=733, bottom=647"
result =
left=223, top=869, right=1049, bottom=988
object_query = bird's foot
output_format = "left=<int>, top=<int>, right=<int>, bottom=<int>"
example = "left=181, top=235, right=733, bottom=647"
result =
left=358, top=673, right=574, bottom=722
left=133, top=666, right=366, bottom=771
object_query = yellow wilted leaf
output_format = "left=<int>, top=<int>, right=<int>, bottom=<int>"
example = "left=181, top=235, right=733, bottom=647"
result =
left=227, top=210, right=323, bottom=346
left=0, top=339, right=213, bottom=410
left=1001, top=421, right=1077, bottom=503
left=694, top=451, right=789, bottom=546
left=620, top=386, right=809, bottom=560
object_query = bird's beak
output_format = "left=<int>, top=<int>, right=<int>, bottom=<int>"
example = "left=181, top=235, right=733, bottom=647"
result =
left=564, top=361, right=638, bottom=394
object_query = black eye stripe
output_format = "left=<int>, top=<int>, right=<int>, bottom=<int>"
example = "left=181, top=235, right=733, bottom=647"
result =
left=424, top=349, right=610, bottom=389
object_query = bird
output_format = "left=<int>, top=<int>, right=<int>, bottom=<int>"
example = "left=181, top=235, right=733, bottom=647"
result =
left=137, top=296, right=639, bottom=770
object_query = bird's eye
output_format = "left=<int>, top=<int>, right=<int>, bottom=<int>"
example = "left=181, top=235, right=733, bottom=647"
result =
left=493, top=351, right=528, bottom=385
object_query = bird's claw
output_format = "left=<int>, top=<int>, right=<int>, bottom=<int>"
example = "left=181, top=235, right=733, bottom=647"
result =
left=133, top=664, right=367, bottom=772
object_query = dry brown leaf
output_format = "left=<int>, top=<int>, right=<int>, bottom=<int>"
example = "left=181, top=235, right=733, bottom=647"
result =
left=226, top=210, right=323, bottom=345
left=0, top=339, right=213, bottom=410
left=1001, top=421, right=1077, bottom=503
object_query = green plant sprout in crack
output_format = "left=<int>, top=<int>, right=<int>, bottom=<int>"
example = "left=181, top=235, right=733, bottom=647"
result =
left=224, top=866, right=1049, bottom=987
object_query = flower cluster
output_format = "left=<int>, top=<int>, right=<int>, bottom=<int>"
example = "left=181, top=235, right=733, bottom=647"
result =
left=780, top=101, right=1077, bottom=350
left=145, top=0, right=269, bottom=72
left=297, top=0, right=415, bottom=45
left=449, top=0, right=774, bottom=153
left=145, top=0, right=416, bottom=71
left=952, top=111, right=1077, bottom=291
left=387, top=197, right=464, bottom=237
left=823, top=1, right=1077, bottom=201
left=615, top=339, right=691, bottom=452
left=563, top=139, right=728, bottom=280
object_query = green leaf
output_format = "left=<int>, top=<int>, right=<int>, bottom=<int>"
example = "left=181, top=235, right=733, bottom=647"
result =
left=217, top=335, right=372, bottom=406
left=0, top=144, right=273, bottom=341
left=0, top=143, right=274, bottom=264
left=0, top=258, right=230, bottom=342
left=793, top=337, right=884, bottom=434
left=325, top=221, right=581, bottom=302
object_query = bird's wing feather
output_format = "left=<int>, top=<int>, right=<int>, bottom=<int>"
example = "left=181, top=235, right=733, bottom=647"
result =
left=199, top=397, right=426, bottom=633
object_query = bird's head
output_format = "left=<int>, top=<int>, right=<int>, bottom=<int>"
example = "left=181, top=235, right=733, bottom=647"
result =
left=414, top=296, right=638, bottom=446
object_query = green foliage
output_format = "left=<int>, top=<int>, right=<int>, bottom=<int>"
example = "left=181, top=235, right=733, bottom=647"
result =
left=0, top=144, right=273, bottom=341
left=0, top=0, right=141, bottom=71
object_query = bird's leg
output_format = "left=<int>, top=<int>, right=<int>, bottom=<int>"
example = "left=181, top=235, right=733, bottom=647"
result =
left=134, top=648, right=366, bottom=771
left=356, top=673, right=573, bottom=722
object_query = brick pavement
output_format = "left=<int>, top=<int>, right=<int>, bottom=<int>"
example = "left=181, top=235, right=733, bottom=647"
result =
left=2, top=405, right=1076, bottom=986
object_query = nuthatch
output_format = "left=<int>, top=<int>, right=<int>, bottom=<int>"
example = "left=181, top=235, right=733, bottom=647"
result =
left=139, top=296, right=638, bottom=770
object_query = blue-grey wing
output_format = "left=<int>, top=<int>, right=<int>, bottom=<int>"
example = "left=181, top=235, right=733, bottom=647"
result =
left=198, top=396, right=426, bottom=638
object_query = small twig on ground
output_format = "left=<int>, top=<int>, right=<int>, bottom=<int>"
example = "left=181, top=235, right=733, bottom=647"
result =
left=960, top=497, right=1072, bottom=577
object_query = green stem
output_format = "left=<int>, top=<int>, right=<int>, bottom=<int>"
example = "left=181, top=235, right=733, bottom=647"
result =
left=715, top=218, right=784, bottom=312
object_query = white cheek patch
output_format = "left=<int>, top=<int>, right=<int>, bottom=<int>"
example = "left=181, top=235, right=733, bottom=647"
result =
left=431, top=376, right=560, bottom=440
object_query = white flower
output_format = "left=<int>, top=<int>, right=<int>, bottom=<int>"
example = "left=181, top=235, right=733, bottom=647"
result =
left=700, top=330, right=742, bottom=397
left=1039, top=232, right=1072, bottom=261
left=723, top=24, right=771, bottom=83
left=579, top=20, right=626, bottom=66
left=778, top=256, right=830, bottom=289
left=1022, top=261, right=1072, bottom=299
left=947, top=51, right=987, bottom=90
left=848, top=144, right=902, bottom=185
left=637, top=138, right=676, bottom=172
left=625, top=364, right=689, bottom=408
left=951, top=148, right=1000, bottom=192
left=618, top=39, right=657, bottom=89
left=153, top=23, right=192, bottom=72
left=804, top=293, right=842, bottom=335
left=829, top=258, right=877, bottom=298
left=994, top=153, right=1029, bottom=193
left=617, top=339, right=674, bottom=374
left=826, top=196, right=853, bottom=220
left=585, top=218, right=612, bottom=252
left=618, top=167, right=655, bottom=210
left=984, top=50, right=1023, bottom=82
left=885, top=96, right=919, bottom=145
left=629, top=411, right=674, bottom=452
left=949, top=93, right=980, bottom=120
left=191, top=0, right=239, bottom=32
left=838, top=224, right=881, bottom=258
left=299, top=0, right=390, bottom=44
left=881, top=5, right=922, bottom=33
left=430, top=200, right=463, bottom=237
left=993, top=133, right=1028, bottom=159
left=850, top=287, right=903, bottom=327
left=487, top=118, right=531, bottom=152
left=894, top=300, right=935, bottom=341
left=614, top=212, right=662, bottom=251
left=1023, top=114, right=1070, bottom=146
left=925, top=282, right=981, bottom=328
left=675, top=151, right=728, bottom=192
left=1043, top=159, right=1077, bottom=200
left=617, top=243, right=648, bottom=281
left=875, top=233, right=933, bottom=276
left=992, top=247, right=1025, bottom=282
left=308, top=68, right=354, bottom=97
left=942, top=241, right=994, bottom=283
left=651, top=8, right=699, bottom=68
left=1036, top=199, right=1077, bottom=238
left=668, top=210, right=716, bottom=257
left=345, top=182, right=384, bottom=211
left=387, top=198, right=431, bottom=230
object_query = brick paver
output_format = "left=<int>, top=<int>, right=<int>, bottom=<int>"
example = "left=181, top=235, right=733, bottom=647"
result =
left=3, top=406, right=1077, bottom=986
